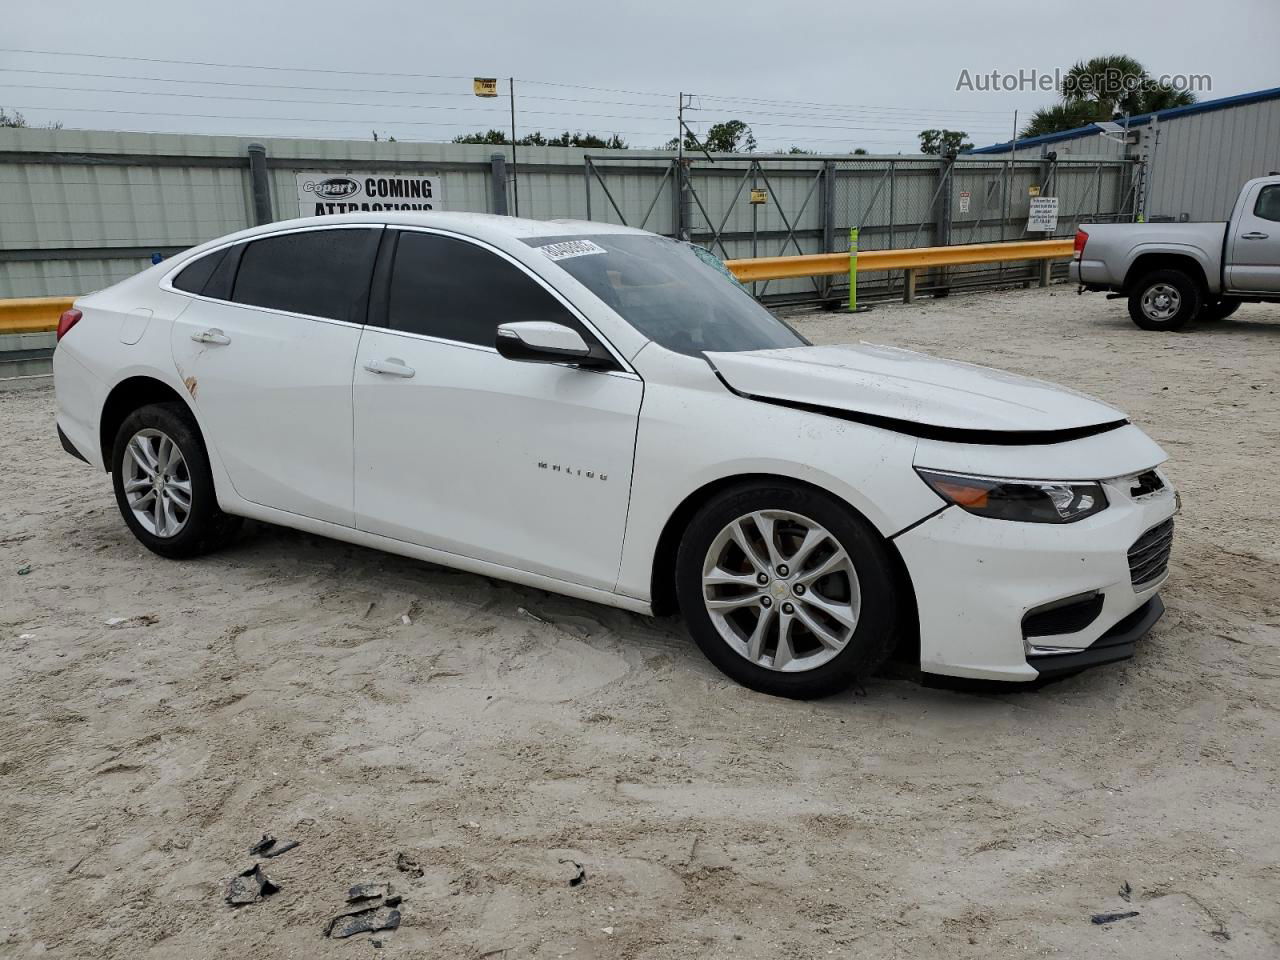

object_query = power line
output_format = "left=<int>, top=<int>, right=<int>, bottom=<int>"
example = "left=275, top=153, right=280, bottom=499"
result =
left=0, top=46, right=673, bottom=101
left=4, top=86, right=1008, bottom=134
left=696, top=93, right=1013, bottom=116
left=0, top=67, right=675, bottom=111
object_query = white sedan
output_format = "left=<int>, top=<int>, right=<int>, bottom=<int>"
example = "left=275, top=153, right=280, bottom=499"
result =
left=53, top=213, right=1177, bottom=698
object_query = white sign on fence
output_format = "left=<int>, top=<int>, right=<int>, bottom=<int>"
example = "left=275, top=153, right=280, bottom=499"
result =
left=957, top=190, right=971, bottom=214
left=295, top=172, right=443, bottom=216
left=1026, top=196, right=1059, bottom=232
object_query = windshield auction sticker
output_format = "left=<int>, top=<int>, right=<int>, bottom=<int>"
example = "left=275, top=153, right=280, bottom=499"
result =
left=295, top=172, right=443, bottom=215
left=538, top=239, right=608, bottom=261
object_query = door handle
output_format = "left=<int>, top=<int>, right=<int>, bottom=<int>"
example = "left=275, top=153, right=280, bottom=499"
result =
left=191, top=328, right=231, bottom=346
left=1241, top=232, right=1269, bottom=240
left=363, top=357, right=415, bottom=378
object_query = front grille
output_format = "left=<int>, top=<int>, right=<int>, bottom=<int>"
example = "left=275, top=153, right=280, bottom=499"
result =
left=1128, top=518, right=1174, bottom=588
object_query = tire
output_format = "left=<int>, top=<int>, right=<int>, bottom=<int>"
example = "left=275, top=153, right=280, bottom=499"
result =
left=1127, top=268, right=1202, bottom=331
left=111, top=402, right=241, bottom=559
left=675, top=480, right=900, bottom=699
left=1200, top=298, right=1241, bottom=322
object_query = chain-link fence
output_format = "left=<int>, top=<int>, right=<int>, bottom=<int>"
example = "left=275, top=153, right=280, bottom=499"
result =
left=1, top=129, right=1141, bottom=304
left=584, top=154, right=1141, bottom=303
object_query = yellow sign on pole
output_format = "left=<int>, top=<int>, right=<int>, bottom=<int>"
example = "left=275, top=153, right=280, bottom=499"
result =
left=749, top=188, right=768, bottom=205
left=473, top=78, right=499, bottom=98
left=1028, top=184, right=1041, bottom=197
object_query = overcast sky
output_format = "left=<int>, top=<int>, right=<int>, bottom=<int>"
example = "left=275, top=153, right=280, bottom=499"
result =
left=4, top=0, right=1277, bottom=153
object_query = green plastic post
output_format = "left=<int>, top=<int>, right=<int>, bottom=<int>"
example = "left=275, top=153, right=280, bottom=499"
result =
left=848, top=227, right=859, bottom=312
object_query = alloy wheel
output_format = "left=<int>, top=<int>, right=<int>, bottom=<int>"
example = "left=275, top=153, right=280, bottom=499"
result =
left=121, top=428, right=193, bottom=538
left=1141, top=283, right=1181, bottom=321
left=701, top=509, right=861, bottom=672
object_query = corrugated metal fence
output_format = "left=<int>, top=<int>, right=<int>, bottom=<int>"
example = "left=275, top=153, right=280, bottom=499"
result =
left=0, top=127, right=1140, bottom=302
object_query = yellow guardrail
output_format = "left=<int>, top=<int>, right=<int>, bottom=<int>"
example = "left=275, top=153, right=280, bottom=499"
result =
left=726, top=238, right=1074, bottom=282
left=0, top=296, right=76, bottom=335
left=0, top=239, right=1073, bottom=333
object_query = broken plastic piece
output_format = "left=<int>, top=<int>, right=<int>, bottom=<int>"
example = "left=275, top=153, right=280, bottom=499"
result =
left=248, top=834, right=300, bottom=858
left=348, top=882, right=393, bottom=902
left=224, top=864, right=280, bottom=906
left=1091, top=910, right=1140, bottom=925
left=324, top=905, right=402, bottom=939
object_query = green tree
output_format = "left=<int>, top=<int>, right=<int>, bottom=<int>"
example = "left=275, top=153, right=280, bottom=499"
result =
left=1019, top=101, right=1106, bottom=138
left=918, top=129, right=973, bottom=155
left=452, top=129, right=627, bottom=149
left=1022, top=55, right=1197, bottom=137
left=452, top=129, right=508, bottom=145
left=665, top=119, right=756, bottom=153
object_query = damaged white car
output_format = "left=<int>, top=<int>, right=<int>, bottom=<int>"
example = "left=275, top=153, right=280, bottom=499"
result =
left=53, top=213, right=1177, bottom=697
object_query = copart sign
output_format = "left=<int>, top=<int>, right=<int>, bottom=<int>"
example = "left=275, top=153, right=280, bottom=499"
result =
left=295, top=172, right=443, bottom=215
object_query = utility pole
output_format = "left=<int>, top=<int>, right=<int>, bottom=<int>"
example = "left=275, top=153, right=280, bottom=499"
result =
left=509, top=77, right=520, bottom=217
left=676, top=92, right=685, bottom=240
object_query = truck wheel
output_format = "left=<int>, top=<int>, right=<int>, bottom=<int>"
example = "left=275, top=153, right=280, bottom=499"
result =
left=1200, top=299, right=1241, bottom=323
left=1128, top=269, right=1202, bottom=331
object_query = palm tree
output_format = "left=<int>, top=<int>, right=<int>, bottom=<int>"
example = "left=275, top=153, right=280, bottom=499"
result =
left=1022, top=55, right=1197, bottom=138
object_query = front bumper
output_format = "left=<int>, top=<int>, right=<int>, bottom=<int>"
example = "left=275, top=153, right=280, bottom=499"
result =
left=894, top=473, right=1177, bottom=682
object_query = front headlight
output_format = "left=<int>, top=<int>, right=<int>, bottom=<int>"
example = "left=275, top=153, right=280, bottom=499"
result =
left=916, top=468, right=1108, bottom=524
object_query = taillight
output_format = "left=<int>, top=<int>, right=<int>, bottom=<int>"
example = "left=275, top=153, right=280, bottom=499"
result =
left=56, top=308, right=82, bottom=341
left=1073, top=229, right=1089, bottom=259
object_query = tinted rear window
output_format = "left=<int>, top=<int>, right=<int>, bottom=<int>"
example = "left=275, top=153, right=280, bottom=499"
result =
left=172, top=247, right=227, bottom=296
left=231, top=228, right=381, bottom=323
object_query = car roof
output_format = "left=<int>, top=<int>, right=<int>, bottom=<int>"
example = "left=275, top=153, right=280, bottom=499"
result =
left=211, top=211, right=653, bottom=248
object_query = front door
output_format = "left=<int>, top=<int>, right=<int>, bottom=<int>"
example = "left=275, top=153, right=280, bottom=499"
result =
left=1226, top=181, right=1280, bottom=293
left=353, top=229, right=643, bottom=591
left=169, top=225, right=381, bottom=526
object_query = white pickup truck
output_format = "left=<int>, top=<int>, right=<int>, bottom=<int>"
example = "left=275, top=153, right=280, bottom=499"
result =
left=1071, top=175, right=1280, bottom=330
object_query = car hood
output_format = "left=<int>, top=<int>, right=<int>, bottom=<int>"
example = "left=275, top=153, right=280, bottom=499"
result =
left=705, top=343, right=1127, bottom=435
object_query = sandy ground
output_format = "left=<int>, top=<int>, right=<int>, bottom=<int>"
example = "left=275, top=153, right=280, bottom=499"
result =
left=2, top=285, right=1278, bottom=959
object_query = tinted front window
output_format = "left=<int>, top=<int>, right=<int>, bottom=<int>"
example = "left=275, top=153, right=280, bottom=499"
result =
left=522, top=234, right=806, bottom=357
left=232, top=228, right=380, bottom=323
left=387, top=231, right=583, bottom=346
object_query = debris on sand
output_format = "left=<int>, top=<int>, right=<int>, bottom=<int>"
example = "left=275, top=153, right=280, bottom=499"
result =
left=347, top=882, right=393, bottom=903
left=559, top=858, right=587, bottom=887
left=248, top=834, right=300, bottom=858
left=324, top=904, right=402, bottom=939
left=224, top=864, right=280, bottom=906
left=1119, top=880, right=1132, bottom=902
left=1091, top=910, right=1140, bottom=925
left=395, top=852, right=425, bottom=878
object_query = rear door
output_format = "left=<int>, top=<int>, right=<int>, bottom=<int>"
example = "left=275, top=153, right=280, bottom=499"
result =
left=352, top=228, right=643, bottom=590
left=169, top=225, right=380, bottom=526
left=1226, top=182, right=1280, bottom=292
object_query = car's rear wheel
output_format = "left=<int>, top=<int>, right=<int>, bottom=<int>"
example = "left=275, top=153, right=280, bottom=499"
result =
left=1127, top=269, right=1201, bottom=331
left=111, top=402, right=241, bottom=558
left=675, top=480, right=900, bottom=699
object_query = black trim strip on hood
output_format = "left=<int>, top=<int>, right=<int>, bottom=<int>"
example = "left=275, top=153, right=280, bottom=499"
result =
left=712, top=371, right=1129, bottom=446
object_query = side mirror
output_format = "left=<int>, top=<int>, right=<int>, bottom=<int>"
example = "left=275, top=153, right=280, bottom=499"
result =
left=495, top=321, right=605, bottom=367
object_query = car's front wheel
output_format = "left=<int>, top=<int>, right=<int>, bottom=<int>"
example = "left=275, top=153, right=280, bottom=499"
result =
left=111, top=402, right=241, bottom=559
left=675, top=480, right=900, bottom=699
